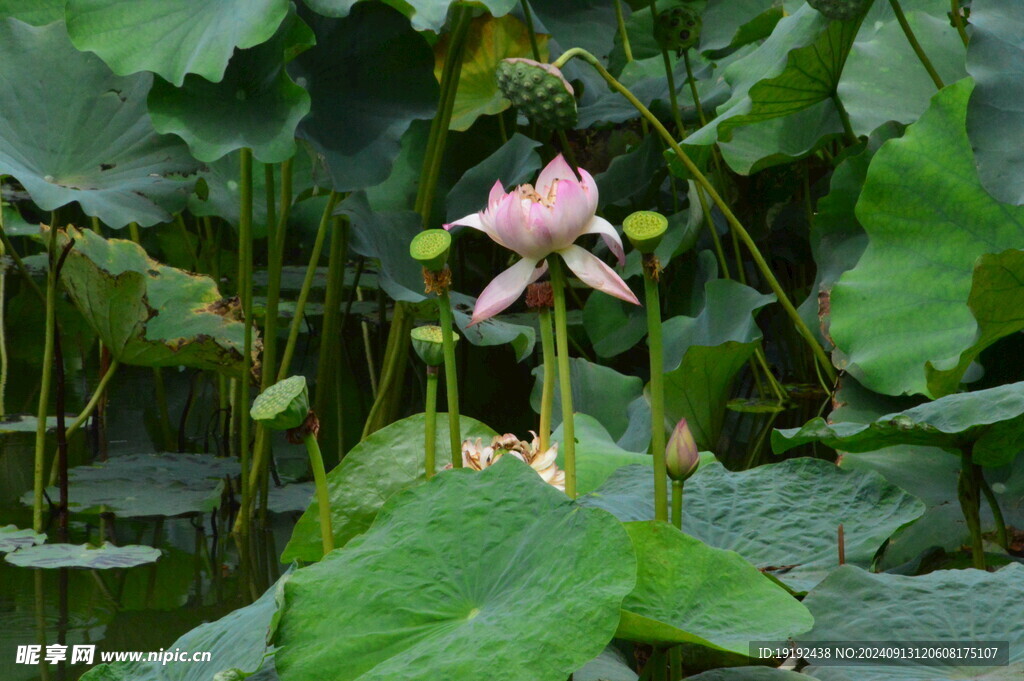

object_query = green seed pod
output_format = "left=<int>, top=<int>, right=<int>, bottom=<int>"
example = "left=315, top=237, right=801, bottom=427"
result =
left=495, top=58, right=578, bottom=130
left=623, top=211, right=668, bottom=254
left=410, top=229, right=452, bottom=272
left=250, top=375, right=309, bottom=431
left=654, top=7, right=702, bottom=51
left=411, top=325, right=458, bottom=368
left=806, top=0, right=871, bottom=22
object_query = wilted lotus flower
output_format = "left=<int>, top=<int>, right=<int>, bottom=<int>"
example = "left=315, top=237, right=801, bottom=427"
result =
left=459, top=432, right=565, bottom=491
left=666, top=418, right=699, bottom=482
left=446, top=154, right=639, bottom=324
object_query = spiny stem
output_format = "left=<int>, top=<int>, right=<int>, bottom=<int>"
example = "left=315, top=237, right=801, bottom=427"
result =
left=549, top=257, right=576, bottom=498
left=437, top=288, right=462, bottom=467
left=643, top=262, right=667, bottom=522
left=552, top=47, right=837, bottom=383
left=538, top=308, right=556, bottom=453
left=889, top=0, right=945, bottom=90
left=304, top=431, right=335, bottom=555
left=424, top=366, right=439, bottom=479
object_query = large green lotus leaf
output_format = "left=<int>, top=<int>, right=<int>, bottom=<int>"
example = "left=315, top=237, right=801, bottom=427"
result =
left=575, top=647, right=637, bottom=681
left=449, top=291, right=537, bottom=362
left=583, top=458, right=924, bottom=591
left=829, top=79, right=1024, bottom=397
left=0, top=525, right=45, bottom=553
left=773, top=381, right=1024, bottom=467
left=583, top=287, right=647, bottom=359
left=339, top=192, right=424, bottom=303
left=65, top=0, right=289, bottom=86
left=801, top=565, right=1024, bottom=681
left=6, top=542, right=161, bottom=569
left=926, top=250, right=1024, bottom=396
left=528, top=0, right=618, bottom=66
left=56, top=227, right=252, bottom=376
left=0, top=0, right=63, bottom=24
left=275, top=458, right=637, bottom=681
left=530, top=357, right=643, bottom=443
left=699, top=0, right=784, bottom=54
left=436, top=14, right=545, bottom=132
left=686, top=6, right=832, bottom=144
left=840, top=7, right=965, bottom=136
left=0, top=20, right=200, bottom=228
left=596, top=134, right=665, bottom=209
left=289, top=4, right=437, bottom=192
left=445, top=133, right=542, bottom=223
left=301, top=0, right=516, bottom=33
left=550, top=414, right=652, bottom=496
left=660, top=279, right=775, bottom=451
left=619, top=521, right=813, bottom=653
left=81, top=572, right=289, bottom=681
left=281, top=413, right=496, bottom=562
left=147, top=9, right=313, bottom=163
left=23, top=452, right=239, bottom=518
left=966, top=1, right=1024, bottom=205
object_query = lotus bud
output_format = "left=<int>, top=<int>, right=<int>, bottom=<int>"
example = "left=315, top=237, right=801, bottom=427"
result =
left=411, top=325, right=457, bottom=367
left=623, top=211, right=668, bottom=254
left=250, top=375, right=309, bottom=431
left=495, top=58, right=578, bottom=130
left=666, top=418, right=699, bottom=482
left=654, top=7, right=702, bottom=51
left=410, top=228, right=451, bottom=272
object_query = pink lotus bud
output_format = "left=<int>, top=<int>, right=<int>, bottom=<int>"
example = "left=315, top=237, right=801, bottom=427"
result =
left=666, top=418, right=699, bottom=482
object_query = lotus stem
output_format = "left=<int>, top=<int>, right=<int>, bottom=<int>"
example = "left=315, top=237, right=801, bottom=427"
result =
left=980, top=476, right=1008, bottom=552
left=950, top=0, right=969, bottom=46
left=614, top=0, right=634, bottom=62
left=651, top=1, right=685, bottom=136
left=643, top=259, right=668, bottom=522
left=669, top=646, right=683, bottom=681
left=958, top=447, right=986, bottom=570
left=425, top=366, right=439, bottom=479
left=33, top=221, right=59, bottom=533
left=538, top=307, right=556, bottom=453
left=548, top=256, right=576, bottom=498
left=437, top=288, right=462, bottom=468
left=552, top=47, right=837, bottom=384
left=315, top=215, right=349, bottom=466
left=0, top=223, right=44, bottom=303
left=303, top=431, right=335, bottom=555
left=671, top=480, right=683, bottom=530
left=888, top=0, right=944, bottom=90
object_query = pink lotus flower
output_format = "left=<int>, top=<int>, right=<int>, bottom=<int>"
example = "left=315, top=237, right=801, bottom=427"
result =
left=447, top=154, right=640, bottom=324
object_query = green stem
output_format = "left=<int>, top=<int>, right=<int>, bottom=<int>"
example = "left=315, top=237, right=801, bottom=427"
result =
left=661, top=49, right=685, bottom=136
left=33, top=223, right=59, bottom=533
left=521, top=0, right=542, bottom=61
left=361, top=303, right=414, bottom=438
left=552, top=47, right=836, bottom=383
left=958, top=447, right=986, bottom=570
left=980, top=476, right=1008, bottom=552
left=239, top=147, right=255, bottom=500
left=538, top=307, right=556, bottom=453
left=424, top=366, right=439, bottom=479
left=669, top=646, right=682, bottom=681
left=831, top=93, right=858, bottom=145
left=64, top=359, right=120, bottom=440
left=277, top=191, right=340, bottom=382
left=437, top=288, right=461, bottom=468
left=643, top=261, right=667, bottom=522
left=950, top=0, right=969, bottom=47
left=682, top=50, right=706, bottom=127
left=671, top=480, right=682, bottom=530
left=556, top=129, right=579, bottom=170
left=0, top=224, right=44, bottom=304
left=303, top=431, right=335, bottom=555
left=614, top=0, right=634, bottom=62
left=549, top=257, right=576, bottom=498
left=889, top=0, right=945, bottom=90
left=315, top=215, right=349, bottom=465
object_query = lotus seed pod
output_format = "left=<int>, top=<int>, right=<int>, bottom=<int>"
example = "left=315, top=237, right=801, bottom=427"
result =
left=654, top=7, right=702, bottom=51
left=623, top=211, right=669, bottom=254
left=666, top=418, right=699, bottom=482
left=805, top=0, right=871, bottom=22
left=250, top=375, right=309, bottom=431
left=410, top=325, right=457, bottom=367
left=410, top=228, right=451, bottom=272
left=495, top=58, right=577, bottom=130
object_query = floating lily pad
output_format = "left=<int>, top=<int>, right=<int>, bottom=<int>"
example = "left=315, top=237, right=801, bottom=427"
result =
left=773, top=380, right=1024, bottom=467
left=66, top=0, right=290, bottom=86
left=281, top=413, right=497, bottom=562
left=619, top=521, right=813, bottom=653
left=81, top=572, right=290, bottom=681
left=6, top=542, right=161, bottom=569
left=275, top=458, right=637, bottom=681
left=0, top=526, right=45, bottom=553
left=23, top=453, right=239, bottom=518
left=801, top=565, right=1024, bottom=681
left=582, top=459, right=925, bottom=592
left=56, top=226, right=252, bottom=377
left=0, top=19, right=200, bottom=227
